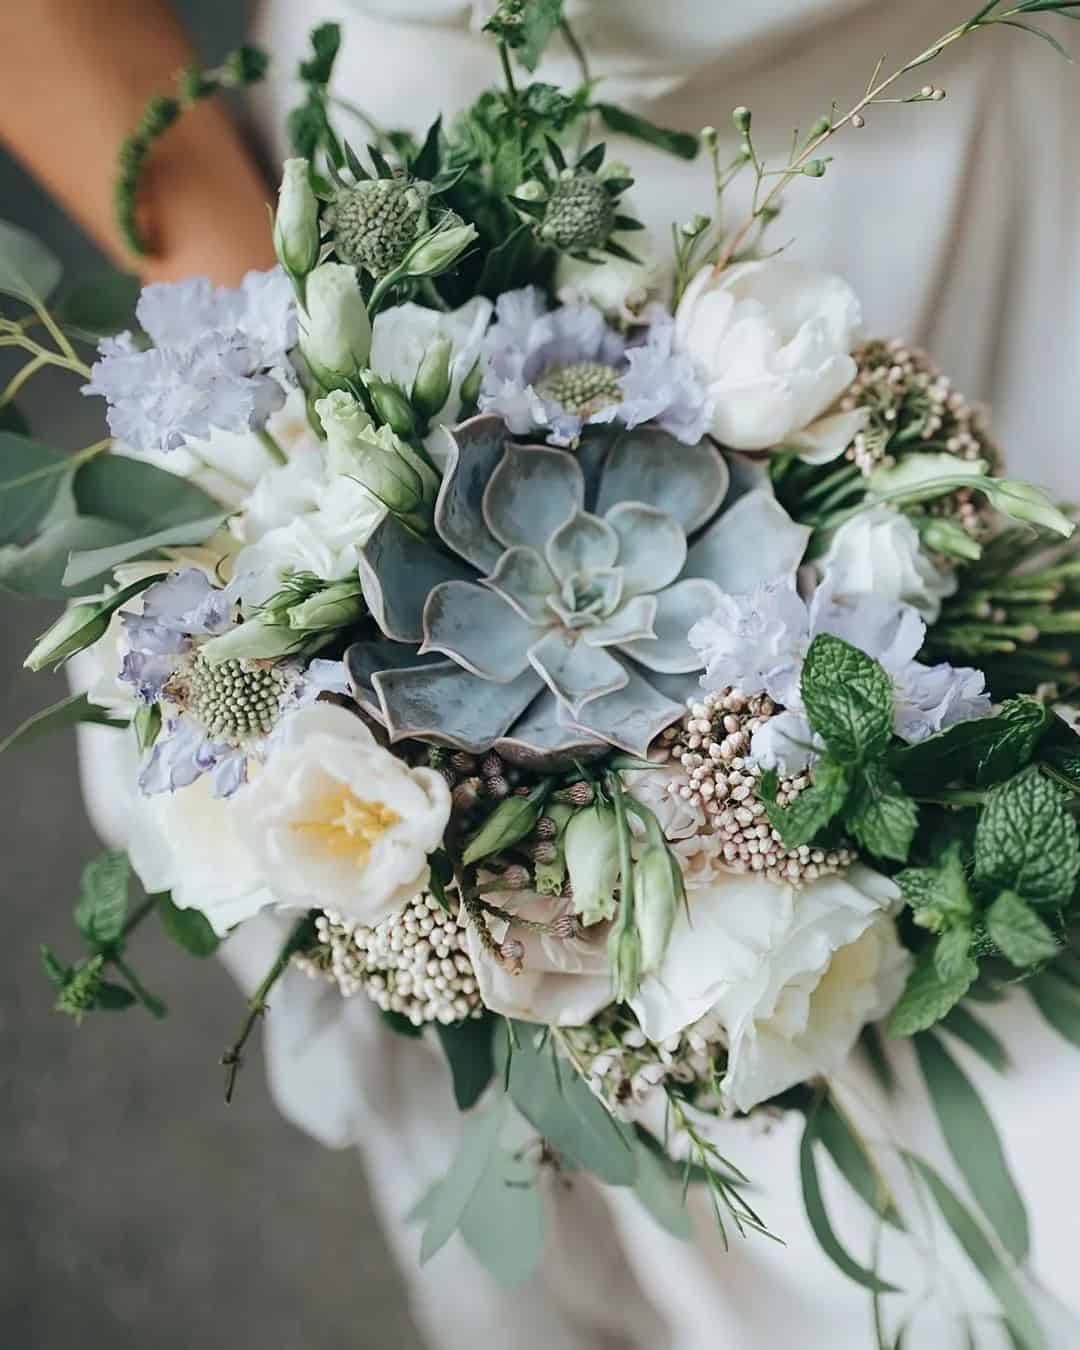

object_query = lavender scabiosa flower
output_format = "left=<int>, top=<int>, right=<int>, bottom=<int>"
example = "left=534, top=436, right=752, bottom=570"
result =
left=83, top=268, right=296, bottom=454
left=120, top=569, right=348, bottom=797
left=688, top=572, right=990, bottom=772
left=478, top=287, right=709, bottom=447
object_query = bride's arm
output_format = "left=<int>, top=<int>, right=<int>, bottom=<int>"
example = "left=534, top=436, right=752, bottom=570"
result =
left=0, top=0, right=275, bottom=284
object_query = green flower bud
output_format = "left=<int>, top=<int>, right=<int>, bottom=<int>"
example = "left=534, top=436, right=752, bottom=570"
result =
left=461, top=782, right=550, bottom=865
left=363, top=374, right=417, bottom=439
left=564, top=803, right=620, bottom=925
left=273, top=158, right=320, bottom=279
left=24, top=573, right=164, bottom=671
left=868, top=451, right=988, bottom=503
left=411, top=334, right=453, bottom=422
left=399, top=221, right=477, bottom=280
left=608, top=923, right=641, bottom=1004
left=917, top=516, right=983, bottom=562
left=802, top=159, right=827, bottom=178
left=634, top=844, right=681, bottom=976
left=982, top=479, right=1075, bottom=538
left=732, top=106, right=752, bottom=133
left=200, top=617, right=307, bottom=665
left=807, top=114, right=832, bottom=140
left=330, top=178, right=430, bottom=277
left=299, top=262, right=372, bottom=390
left=531, top=802, right=573, bottom=896
left=287, top=580, right=366, bottom=632
left=458, top=358, right=483, bottom=412
left=316, top=389, right=438, bottom=533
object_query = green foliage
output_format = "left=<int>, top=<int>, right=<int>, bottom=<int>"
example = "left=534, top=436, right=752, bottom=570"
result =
left=801, top=633, right=894, bottom=764
left=461, top=781, right=551, bottom=864
left=592, top=103, right=700, bottom=160
left=893, top=696, right=1054, bottom=793
left=986, top=889, right=1059, bottom=967
left=418, top=1096, right=510, bottom=1264
left=889, top=947, right=977, bottom=1036
left=812, top=1093, right=904, bottom=1229
left=896, top=842, right=972, bottom=934
left=973, top=765, right=1080, bottom=904
left=157, top=893, right=220, bottom=958
left=1028, top=965, right=1080, bottom=1048
left=0, top=691, right=125, bottom=755
left=483, top=0, right=564, bottom=72
left=55, top=272, right=140, bottom=340
left=913, top=1031, right=1029, bottom=1263
left=939, top=1004, right=1008, bottom=1072
left=847, top=761, right=919, bottom=862
left=437, top=1015, right=496, bottom=1110
left=74, top=851, right=130, bottom=945
left=761, top=758, right=851, bottom=849
left=0, top=219, right=61, bottom=302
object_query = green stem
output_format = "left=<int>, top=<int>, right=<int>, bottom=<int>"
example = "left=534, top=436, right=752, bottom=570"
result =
left=607, top=771, right=635, bottom=931
left=220, top=911, right=318, bottom=1102
left=498, top=41, right=519, bottom=104
left=913, top=789, right=988, bottom=807
left=111, top=953, right=166, bottom=1019
left=256, top=427, right=288, bottom=465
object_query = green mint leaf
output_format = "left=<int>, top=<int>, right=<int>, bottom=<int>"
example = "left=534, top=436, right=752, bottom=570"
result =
left=484, top=0, right=564, bottom=72
left=974, top=697, right=1054, bottom=786
left=986, top=890, right=1059, bottom=967
left=847, top=762, right=918, bottom=862
left=592, top=104, right=700, bottom=160
left=896, top=842, right=973, bottom=933
left=934, top=925, right=977, bottom=984
left=800, top=633, right=893, bottom=764
left=762, top=757, right=851, bottom=849
left=157, top=892, right=220, bottom=957
left=298, top=22, right=341, bottom=86
left=888, top=947, right=977, bottom=1037
left=974, top=766, right=1080, bottom=904
left=73, top=850, right=130, bottom=946
left=892, top=697, right=1049, bottom=794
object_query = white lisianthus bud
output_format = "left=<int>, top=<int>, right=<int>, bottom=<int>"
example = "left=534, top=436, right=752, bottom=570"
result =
left=199, top=616, right=307, bottom=664
left=300, top=262, right=372, bottom=390
left=411, top=334, right=452, bottom=421
left=917, top=517, right=982, bottom=562
left=982, top=479, right=1075, bottom=538
left=315, top=390, right=438, bottom=534
left=634, top=844, right=681, bottom=977
left=24, top=602, right=111, bottom=671
left=273, top=158, right=320, bottom=279
left=608, top=922, right=641, bottom=1004
left=564, top=803, right=620, bottom=925
left=399, top=222, right=477, bottom=280
left=287, top=580, right=366, bottom=632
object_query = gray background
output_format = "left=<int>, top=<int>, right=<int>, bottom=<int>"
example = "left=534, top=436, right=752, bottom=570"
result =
left=0, top=2, right=422, bottom=1345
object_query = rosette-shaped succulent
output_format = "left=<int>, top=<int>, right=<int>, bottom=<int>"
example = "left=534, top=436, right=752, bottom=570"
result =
left=346, top=416, right=810, bottom=766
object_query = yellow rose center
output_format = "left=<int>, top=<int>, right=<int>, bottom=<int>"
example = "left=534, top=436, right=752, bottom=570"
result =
left=291, top=783, right=401, bottom=867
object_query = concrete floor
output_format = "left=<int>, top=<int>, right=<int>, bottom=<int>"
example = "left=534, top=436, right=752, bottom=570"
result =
left=0, top=4, right=423, bottom=1345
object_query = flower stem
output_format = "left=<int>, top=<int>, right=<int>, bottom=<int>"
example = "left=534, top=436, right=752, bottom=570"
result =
left=256, top=427, right=288, bottom=465
left=498, top=41, right=519, bottom=105
left=220, top=911, right=318, bottom=1103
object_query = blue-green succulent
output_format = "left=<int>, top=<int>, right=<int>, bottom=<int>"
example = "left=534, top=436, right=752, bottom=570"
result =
left=345, top=415, right=810, bottom=766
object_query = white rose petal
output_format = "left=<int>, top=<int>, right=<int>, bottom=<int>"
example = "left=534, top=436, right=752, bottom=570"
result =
left=821, top=504, right=957, bottom=623
left=631, top=863, right=911, bottom=1113
left=231, top=703, right=451, bottom=927
left=674, top=259, right=863, bottom=457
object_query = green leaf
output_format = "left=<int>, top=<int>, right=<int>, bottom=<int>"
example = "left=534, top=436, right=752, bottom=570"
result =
left=913, top=1032, right=1029, bottom=1263
left=1028, top=969, right=1080, bottom=1048
left=485, top=0, right=563, bottom=71
left=888, top=947, right=977, bottom=1037
left=0, top=402, right=29, bottom=435
left=934, top=925, right=976, bottom=984
left=497, top=1021, right=637, bottom=1186
left=0, top=219, right=61, bottom=301
left=939, top=1005, right=1008, bottom=1072
left=848, top=762, right=918, bottom=862
left=0, top=512, right=133, bottom=596
left=298, top=21, right=341, bottom=86
left=974, top=766, right=1080, bottom=904
left=437, top=1016, right=496, bottom=1111
left=974, top=698, right=1054, bottom=786
left=461, top=783, right=550, bottom=866
left=55, top=271, right=140, bottom=338
left=907, top=1157, right=1048, bottom=1350
left=72, top=454, right=223, bottom=535
left=801, top=633, right=894, bottom=764
left=459, top=1146, right=545, bottom=1286
left=800, top=1100, right=902, bottom=1294
left=475, top=221, right=546, bottom=299
left=0, top=431, right=69, bottom=546
left=814, top=1094, right=904, bottom=1230
left=40, top=944, right=69, bottom=989
left=73, top=850, right=130, bottom=946
left=420, top=1097, right=507, bottom=1264
left=986, top=889, right=1059, bottom=967
left=62, top=513, right=227, bottom=586
left=631, top=1139, right=693, bottom=1239
left=895, top=843, right=972, bottom=933
left=892, top=697, right=1051, bottom=793
left=93, top=981, right=137, bottom=1011
left=593, top=103, right=700, bottom=160
left=0, top=691, right=125, bottom=755
left=157, top=892, right=220, bottom=957
left=762, top=757, right=851, bottom=848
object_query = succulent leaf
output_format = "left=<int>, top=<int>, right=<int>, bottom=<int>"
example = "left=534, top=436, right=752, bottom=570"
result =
left=420, top=580, right=536, bottom=682
left=482, top=443, right=585, bottom=551
left=373, top=660, right=544, bottom=750
left=594, top=429, right=728, bottom=532
left=682, top=488, right=811, bottom=591
left=603, top=503, right=687, bottom=595
left=357, top=513, right=471, bottom=643
left=432, top=414, right=506, bottom=572
left=528, top=629, right=629, bottom=715
left=617, top=578, right=723, bottom=674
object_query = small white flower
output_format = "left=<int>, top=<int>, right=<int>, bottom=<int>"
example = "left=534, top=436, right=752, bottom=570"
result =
left=231, top=703, right=451, bottom=927
left=673, top=259, right=867, bottom=460
left=821, top=505, right=956, bottom=623
left=299, top=262, right=372, bottom=389
left=555, top=223, right=669, bottom=323
left=631, top=864, right=911, bottom=1112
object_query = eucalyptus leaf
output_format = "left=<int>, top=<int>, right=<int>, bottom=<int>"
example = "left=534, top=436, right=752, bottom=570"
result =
left=1028, top=969, right=1080, bottom=1048
left=814, top=1094, right=904, bottom=1230
left=56, top=272, right=140, bottom=339
left=0, top=512, right=134, bottom=596
left=459, top=1147, right=545, bottom=1285
left=63, top=513, right=227, bottom=586
left=157, top=893, right=220, bottom=957
left=0, top=691, right=125, bottom=755
left=939, top=1005, right=1008, bottom=1072
left=0, top=431, right=69, bottom=546
left=420, top=1097, right=507, bottom=1264
left=913, top=1032, right=1029, bottom=1263
left=632, top=1139, right=693, bottom=1239
left=0, top=219, right=61, bottom=301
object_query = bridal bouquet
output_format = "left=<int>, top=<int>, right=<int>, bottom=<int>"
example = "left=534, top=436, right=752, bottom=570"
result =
left=7, top=3, right=1080, bottom=1342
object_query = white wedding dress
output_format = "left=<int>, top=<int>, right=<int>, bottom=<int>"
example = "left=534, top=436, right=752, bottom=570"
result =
left=76, top=1, right=1080, bottom=1345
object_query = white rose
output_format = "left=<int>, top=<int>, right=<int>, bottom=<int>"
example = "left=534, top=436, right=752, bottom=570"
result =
left=370, top=296, right=493, bottom=433
left=631, top=864, right=911, bottom=1112
left=555, top=225, right=669, bottom=323
left=231, top=703, right=451, bottom=927
left=673, top=259, right=867, bottom=461
left=821, top=504, right=957, bottom=623
left=464, top=889, right=612, bottom=1026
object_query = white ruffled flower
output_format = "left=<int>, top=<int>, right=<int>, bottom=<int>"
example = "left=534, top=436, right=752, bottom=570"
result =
left=821, top=505, right=956, bottom=623
left=631, top=864, right=911, bottom=1112
left=231, top=703, right=451, bottom=928
left=555, top=224, right=669, bottom=323
left=464, top=889, right=612, bottom=1026
left=673, top=260, right=867, bottom=461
